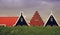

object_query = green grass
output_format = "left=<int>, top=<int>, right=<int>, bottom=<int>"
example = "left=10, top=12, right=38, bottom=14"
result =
left=0, top=26, right=60, bottom=35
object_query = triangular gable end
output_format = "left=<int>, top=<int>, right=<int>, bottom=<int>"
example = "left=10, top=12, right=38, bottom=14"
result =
left=30, top=11, right=44, bottom=26
left=45, top=11, right=59, bottom=26
left=14, top=13, right=28, bottom=26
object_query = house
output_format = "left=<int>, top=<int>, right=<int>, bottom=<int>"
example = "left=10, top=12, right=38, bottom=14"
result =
left=29, top=11, right=44, bottom=26
left=0, top=17, right=18, bottom=27
left=15, top=13, right=28, bottom=26
left=45, top=11, right=59, bottom=26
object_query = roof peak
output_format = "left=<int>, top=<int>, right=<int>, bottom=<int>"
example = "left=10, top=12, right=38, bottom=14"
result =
left=20, top=11, right=23, bottom=15
left=19, top=11, right=23, bottom=17
left=21, top=12, right=23, bottom=16
left=50, top=8, right=54, bottom=15
left=51, top=10, right=53, bottom=15
left=34, top=11, right=39, bottom=14
left=35, top=11, right=38, bottom=13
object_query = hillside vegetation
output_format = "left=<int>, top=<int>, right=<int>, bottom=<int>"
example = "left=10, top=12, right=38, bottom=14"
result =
left=0, top=26, right=60, bottom=35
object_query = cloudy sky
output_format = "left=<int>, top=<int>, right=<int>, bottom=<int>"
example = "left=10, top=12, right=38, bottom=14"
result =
left=0, top=0, right=60, bottom=23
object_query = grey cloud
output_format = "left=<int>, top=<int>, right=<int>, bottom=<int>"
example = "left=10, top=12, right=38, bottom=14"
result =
left=0, top=0, right=53, bottom=9
left=0, top=0, right=24, bottom=9
left=43, top=0, right=60, bottom=1
left=0, top=0, right=60, bottom=22
left=0, top=0, right=59, bottom=10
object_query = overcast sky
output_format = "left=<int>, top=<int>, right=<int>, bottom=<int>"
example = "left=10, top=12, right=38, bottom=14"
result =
left=0, top=0, right=60, bottom=23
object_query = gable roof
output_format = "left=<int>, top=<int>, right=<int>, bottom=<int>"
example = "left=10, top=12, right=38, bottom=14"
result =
left=30, top=11, right=44, bottom=26
left=45, top=11, right=59, bottom=26
left=0, top=17, right=18, bottom=27
left=15, top=13, right=28, bottom=26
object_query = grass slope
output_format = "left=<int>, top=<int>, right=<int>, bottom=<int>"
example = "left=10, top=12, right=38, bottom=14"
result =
left=0, top=26, right=60, bottom=35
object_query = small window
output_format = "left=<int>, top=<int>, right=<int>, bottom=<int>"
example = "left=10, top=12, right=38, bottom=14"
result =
left=21, top=18, right=23, bottom=22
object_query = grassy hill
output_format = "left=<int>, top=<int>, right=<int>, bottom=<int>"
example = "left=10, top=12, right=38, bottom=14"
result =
left=0, top=26, right=60, bottom=35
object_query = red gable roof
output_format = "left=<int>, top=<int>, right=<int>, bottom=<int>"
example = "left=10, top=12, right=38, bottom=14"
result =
left=0, top=17, right=18, bottom=27
left=30, top=11, right=44, bottom=26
